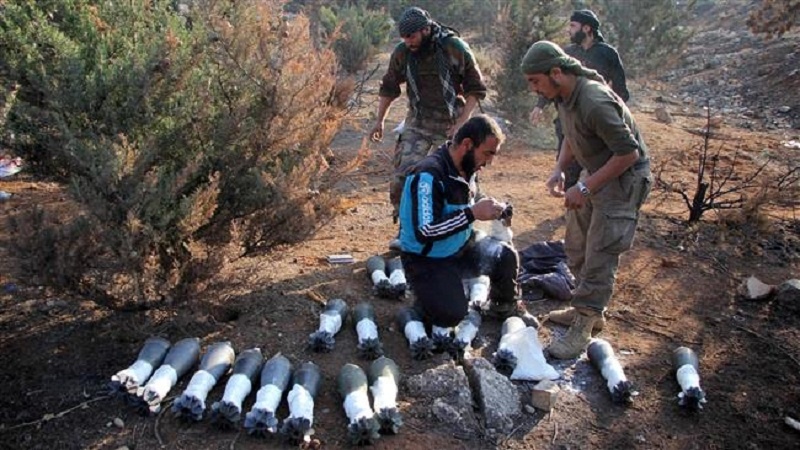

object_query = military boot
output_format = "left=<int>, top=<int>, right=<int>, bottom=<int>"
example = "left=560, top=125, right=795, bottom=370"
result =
left=546, top=308, right=600, bottom=359
left=487, top=300, right=540, bottom=329
left=545, top=307, right=605, bottom=334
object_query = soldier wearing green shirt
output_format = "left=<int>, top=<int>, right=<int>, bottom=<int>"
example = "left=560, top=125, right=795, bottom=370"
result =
left=521, top=41, right=651, bottom=359
left=530, top=9, right=630, bottom=191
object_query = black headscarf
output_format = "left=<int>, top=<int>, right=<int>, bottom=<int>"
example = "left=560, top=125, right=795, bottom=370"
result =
left=398, top=7, right=432, bottom=36
left=570, top=9, right=605, bottom=43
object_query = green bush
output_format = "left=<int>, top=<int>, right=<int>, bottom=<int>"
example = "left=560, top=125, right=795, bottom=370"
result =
left=1, top=0, right=352, bottom=307
left=319, top=2, right=392, bottom=74
left=494, top=0, right=568, bottom=128
left=590, top=0, right=696, bottom=76
left=747, top=0, right=800, bottom=37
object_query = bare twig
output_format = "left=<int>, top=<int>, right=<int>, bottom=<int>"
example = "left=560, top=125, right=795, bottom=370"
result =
left=500, top=422, right=526, bottom=446
left=660, top=103, right=780, bottom=223
left=348, top=64, right=381, bottom=114
left=614, top=314, right=702, bottom=345
left=229, top=430, right=241, bottom=450
left=773, top=165, right=800, bottom=190
left=693, top=248, right=732, bottom=276
left=0, top=395, right=110, bottom=433
left=154, top=404, right=166, bottom=447
left=552, top=422, right=559, bottom=445
left=734, top=324, right=800, bottom=370
left=547, top=407, right=558, bottom=444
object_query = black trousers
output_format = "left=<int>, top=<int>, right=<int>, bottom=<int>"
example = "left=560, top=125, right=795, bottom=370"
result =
left=402, top=237, right=519, bottom=328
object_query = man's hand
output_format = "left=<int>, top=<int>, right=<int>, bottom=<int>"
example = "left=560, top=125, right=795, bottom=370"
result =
left=546, top=169, right=565, bottom=197
left=529, top=107, right=544, bottom=125
left=471, top=197, right=505, bottom=221
left=370, top=122, right=384, bottom=142
left=564, top=185, right=587, bottom=210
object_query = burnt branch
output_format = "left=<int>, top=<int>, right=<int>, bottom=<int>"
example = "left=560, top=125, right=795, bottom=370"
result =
left=658, top=104, right=781, bottom=223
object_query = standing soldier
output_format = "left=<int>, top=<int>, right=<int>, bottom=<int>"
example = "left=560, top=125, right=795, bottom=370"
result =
left=369, top=6, right=487, bottom=250
left=530, top=9, right=630, bottom=190
left=521, top=41, right=651, bottom=359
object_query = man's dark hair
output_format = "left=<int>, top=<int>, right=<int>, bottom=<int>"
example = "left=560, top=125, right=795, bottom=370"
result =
left=570, top=9, right=605, bottom=42
left=570, top=10, right=600, bottom=31
left=454, top=115, right=505, bottom=147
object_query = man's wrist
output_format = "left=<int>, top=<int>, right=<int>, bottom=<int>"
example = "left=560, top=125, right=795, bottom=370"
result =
left=576, top=181, right=591, bottom=197
left=464, top=207, right=475, bottom=223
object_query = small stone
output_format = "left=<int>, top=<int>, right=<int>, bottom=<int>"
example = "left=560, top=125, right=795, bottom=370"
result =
left=113, top=417, right=124, bottom=428
left=654, top=106, right=673, bottom=124
left=524, top=405, right=536, bottom=414
left=739, top=276, right=775, bottom=301
left=530, top=380, right=560, bottom=411
left=775, top=279, right=800, bottom=303
left=777, top=106, right=791, bottom=114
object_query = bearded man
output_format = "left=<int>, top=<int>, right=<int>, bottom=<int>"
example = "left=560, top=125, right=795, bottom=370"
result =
left=522, top=41, right=651, bottom=359
left=398, top=115, right=536, bottom=329
left=530, top=9, right=630, bottom=190
left=370, top=7, right=487, bottom=250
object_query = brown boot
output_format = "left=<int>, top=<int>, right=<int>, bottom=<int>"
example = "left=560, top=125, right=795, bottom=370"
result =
left=547, top=308, right=600, bottom=359
left=545, top=307, right=605, bottom=333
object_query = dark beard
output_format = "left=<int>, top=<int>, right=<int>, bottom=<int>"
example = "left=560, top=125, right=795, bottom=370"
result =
left=462, top=148, right=477, bottom=178
left=570, top=29, right=586, bottom=45
left=419, top=32, right=434, bottom=52
left=408, top=31, right=434, bottom=53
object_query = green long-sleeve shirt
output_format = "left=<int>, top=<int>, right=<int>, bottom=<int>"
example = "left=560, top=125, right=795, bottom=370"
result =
left=557, top=77, right=648, bottom=173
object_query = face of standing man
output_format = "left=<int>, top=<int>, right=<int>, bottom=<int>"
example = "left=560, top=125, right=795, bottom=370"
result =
left=401, top=26, right=432, bottom=52
left=524, top=71, right=562, bottom=101
left=568, top=21, right=589, bottom=45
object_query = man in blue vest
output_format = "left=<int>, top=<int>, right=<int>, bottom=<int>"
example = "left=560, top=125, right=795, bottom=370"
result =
left=398, top=115, right=537, bottom=328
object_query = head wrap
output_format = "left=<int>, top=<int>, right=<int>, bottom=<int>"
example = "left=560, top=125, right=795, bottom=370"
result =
left=570, top=10, right=600, bottom=29
left=520, top=41, right=604, bottom=83
left=398, top=7, right=432, bottom=36
left=570, top=9, right=605, bottom=42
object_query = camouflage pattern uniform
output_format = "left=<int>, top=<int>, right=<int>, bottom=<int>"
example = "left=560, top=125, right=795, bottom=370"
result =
left=379, top=36, right=486, bottom=219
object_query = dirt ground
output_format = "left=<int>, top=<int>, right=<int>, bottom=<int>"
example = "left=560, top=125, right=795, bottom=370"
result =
left=1, top=8, right=800, bottom=450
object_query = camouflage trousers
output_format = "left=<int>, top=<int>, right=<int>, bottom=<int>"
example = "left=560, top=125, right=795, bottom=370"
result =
left=565, top=166, right=652, bottom=312
left=390, top=128, right=447, bottom=220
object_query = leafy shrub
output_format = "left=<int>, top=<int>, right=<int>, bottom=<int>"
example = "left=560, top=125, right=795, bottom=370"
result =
left=1, top=0, right=353, bottom=307
left=494, top=0, right=568, bottom=127
left=591, top=0, right=696, bottom=76
left=747, top=0, right=800, bottom=37
left=319, top=2, right=392, bottom=73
